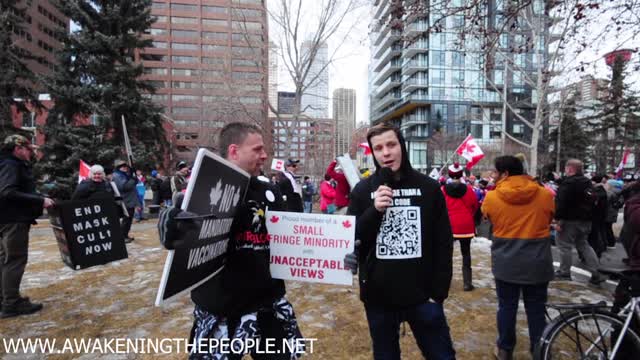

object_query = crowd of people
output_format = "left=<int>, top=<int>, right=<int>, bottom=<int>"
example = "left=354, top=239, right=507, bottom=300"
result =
left=1, top=124, right=639, bottom=360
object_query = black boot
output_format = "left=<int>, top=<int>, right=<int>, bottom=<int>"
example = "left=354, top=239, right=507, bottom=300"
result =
left=463, top=267, right=474, bottom=291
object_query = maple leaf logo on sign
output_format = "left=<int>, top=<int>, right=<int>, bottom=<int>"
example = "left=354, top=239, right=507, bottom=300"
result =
left=232, top=187, right=241, bottom=207
left=342, top=220, right=352, bottom=228
left=209, top=180, right=223, bottom=207
left=270, top=215, right=279, bottom=223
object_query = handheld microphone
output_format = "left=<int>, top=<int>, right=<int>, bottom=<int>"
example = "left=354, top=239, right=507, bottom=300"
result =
left=379, top=167, right=393, bottom=188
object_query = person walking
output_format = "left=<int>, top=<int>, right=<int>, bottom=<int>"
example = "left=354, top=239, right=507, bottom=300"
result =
left=554, top=159, right=605, bottom=285
left=441, top=162, right=479, bottom=291
left=0, top=135, right=55, bottom=318
left=481, top=155, right=555, bottom=358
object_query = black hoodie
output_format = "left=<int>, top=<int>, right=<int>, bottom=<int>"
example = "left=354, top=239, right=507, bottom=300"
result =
left=347, top=129, right=453, bottom=306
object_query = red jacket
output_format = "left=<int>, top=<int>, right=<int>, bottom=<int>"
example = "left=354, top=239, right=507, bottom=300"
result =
left=319, top=181, right=336, bottom=212
left=441, top=183, right=479, bottom=238
left=326, top=160, right=350, bottom=208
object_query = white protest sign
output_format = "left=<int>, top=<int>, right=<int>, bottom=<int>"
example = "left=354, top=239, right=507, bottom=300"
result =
left=266, top=211, right=355, bottom=285
left=271, top=158, right=285, bottom=172
left=336, top=154, right=361, bottom=190
left=429, top=168, right=440, bottom=180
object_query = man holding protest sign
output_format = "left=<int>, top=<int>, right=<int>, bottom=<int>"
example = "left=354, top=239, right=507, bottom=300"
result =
left=345, top=123, right=456, bottom=359
left=160, top=123, right=303, bottom=359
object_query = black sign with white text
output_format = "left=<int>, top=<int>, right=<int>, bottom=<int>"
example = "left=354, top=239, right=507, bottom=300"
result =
left=155, top=149, right=250, bottom=305
left=48, top=198, right=127, bottom=270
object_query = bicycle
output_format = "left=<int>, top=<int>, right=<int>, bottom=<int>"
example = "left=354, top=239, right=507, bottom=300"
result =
left=535, top=268, right=640, bottom=359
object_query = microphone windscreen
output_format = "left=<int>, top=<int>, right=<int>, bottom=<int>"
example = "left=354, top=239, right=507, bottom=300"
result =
left=379, top=167, right=393, bottom=187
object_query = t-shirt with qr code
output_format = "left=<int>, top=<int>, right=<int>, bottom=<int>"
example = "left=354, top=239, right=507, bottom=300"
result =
left=376, top=206, right=422, bottom=259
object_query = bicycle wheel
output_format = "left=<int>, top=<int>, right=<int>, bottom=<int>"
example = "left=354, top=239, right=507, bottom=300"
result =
left=536, top=309, right=640, bottom=360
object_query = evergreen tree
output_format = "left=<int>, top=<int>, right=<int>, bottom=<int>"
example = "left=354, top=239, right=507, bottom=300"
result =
left=585, top=55, right=640, bottom=173
left=35, top=0, right=165, bottom=198
left=0, top=0, right=40, bottom=138
left=549, top=96, right=590, bottom=169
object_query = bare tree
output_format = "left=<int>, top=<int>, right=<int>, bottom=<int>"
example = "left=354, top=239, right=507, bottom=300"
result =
left=267, top=0, right=365, bottom=164
left=379, top=0, right=638, bottom=175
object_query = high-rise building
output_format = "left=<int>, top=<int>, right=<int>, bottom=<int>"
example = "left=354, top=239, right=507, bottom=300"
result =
left=301, top=41, right=329, bottom=118
left=369, top=0, right=550, bottom=172
left=141, top=0, right=269, bottom=160
left=268, top=41, right=278, bottom=116
left=333, top=88, right=356, bottom=156
left=12, top=1, right=69, bottom=81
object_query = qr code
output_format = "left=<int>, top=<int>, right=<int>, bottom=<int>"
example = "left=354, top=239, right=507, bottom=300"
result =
left=376, top=206, right=422, bottom=259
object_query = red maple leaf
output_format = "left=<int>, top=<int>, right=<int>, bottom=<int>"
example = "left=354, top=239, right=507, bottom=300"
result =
left=465, top=143, right=476, bottom=153
left=270, top=215, right=280, bottom=223
left=342, top=220, right=352, bottom=228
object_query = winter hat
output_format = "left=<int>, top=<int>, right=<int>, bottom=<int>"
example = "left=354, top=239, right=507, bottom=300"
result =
left=176, top=161, right=188, bottom=170
left=3, top=134, right=36, bottom=151
left=448, top=162, right=464, bottom=179
left=114, top=159, right=128, bottom=169
left=151, top=170, right=158, bottom=177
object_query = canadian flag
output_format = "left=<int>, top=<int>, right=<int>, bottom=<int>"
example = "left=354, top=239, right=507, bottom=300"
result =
left=358, top=142, right=372, bottom=155
left=456, top=135, right=485, bottom=170
left=78, top=160, right=91, bottom=183
left=615, top=147, right=631, bottom=179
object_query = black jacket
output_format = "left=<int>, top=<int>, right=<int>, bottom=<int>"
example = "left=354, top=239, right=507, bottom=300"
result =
left=71, top=180, right=115, bottom=201
left=0, top=152, right=44, bottom=224
left=278, top=171, right=303, bottom=212
left=555, top=174, right=594, bottom=221
left=191, top=176, right=287, bottom=317
left=347, top=130, right=453, bottom=307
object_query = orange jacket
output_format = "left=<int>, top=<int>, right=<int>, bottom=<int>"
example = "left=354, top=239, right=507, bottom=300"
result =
left=482, top=175, right=555, bottom=239
left=481, top=175, right=555, bottom=284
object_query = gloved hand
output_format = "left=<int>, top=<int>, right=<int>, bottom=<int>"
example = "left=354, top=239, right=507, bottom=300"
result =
left=344, top=239, right=360, bottom=275
left=157, top=205, right=199, bottom=249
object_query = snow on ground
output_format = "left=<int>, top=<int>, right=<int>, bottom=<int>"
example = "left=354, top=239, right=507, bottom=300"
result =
left=0, top=225, right=612, bottom=359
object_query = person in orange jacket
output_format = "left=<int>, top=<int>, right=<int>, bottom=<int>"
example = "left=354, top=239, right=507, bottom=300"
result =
left=441, top=163, right=479, bottom=291
left=481, top=155, right=555, bottom=358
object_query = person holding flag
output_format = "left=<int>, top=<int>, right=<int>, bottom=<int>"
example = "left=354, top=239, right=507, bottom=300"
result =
left=113, top=159, right=139, bottom=243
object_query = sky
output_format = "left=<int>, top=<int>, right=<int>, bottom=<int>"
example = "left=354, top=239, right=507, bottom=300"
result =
left=267, top=0, right=639, bottom=128
left=267, top=0, right=372, bottom=126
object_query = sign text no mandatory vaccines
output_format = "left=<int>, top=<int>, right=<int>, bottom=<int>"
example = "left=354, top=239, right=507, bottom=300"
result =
left=156, top=149, right=250, bottom=304
left=266, top=211, right=355, bottom=285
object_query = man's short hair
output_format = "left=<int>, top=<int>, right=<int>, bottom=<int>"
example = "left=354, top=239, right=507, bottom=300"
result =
left=495, top=155, right=524, bottom=176
left=366, top=122, right=401, bottom=145
left=304, top=176, right=309, bottom=181
left=218, top=122, right=262, bottom=158
left=565, top=159, right=583, bottom=173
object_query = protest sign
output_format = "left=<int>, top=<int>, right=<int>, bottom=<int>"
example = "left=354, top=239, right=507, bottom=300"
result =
left=271, top=158, right=285, bottom=172
left=155, top=149, right=250, bottom=305
left=336, top=155, right=361, bottom=190
left=266, top=210, right=355, bottom=285
left=48, top=197, right=127, bottom=270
